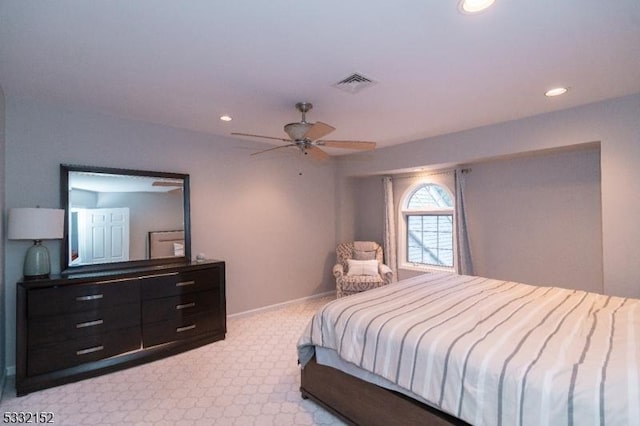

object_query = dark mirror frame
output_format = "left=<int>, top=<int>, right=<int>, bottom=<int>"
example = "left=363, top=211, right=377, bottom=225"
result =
left=60, top=164, right=191, bottom=274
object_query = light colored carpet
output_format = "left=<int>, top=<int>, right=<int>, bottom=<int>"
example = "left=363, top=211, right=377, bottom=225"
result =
left=0, top=295, right=346, bottom=425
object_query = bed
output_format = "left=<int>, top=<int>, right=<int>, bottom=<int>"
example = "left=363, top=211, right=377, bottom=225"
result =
left=148, top=230, right=185, bottom=259
left=297, top=272, right=640, bottom=426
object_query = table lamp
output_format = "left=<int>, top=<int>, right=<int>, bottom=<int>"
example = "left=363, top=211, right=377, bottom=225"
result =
left=8, top=207, right=65, bottom=279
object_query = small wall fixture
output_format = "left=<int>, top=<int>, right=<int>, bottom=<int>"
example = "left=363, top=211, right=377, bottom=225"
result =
left=220, top=115, right=232, bottom=122
left=8, top=207, right=65, bottom=279
left=459, top=0, right=496, bottom=14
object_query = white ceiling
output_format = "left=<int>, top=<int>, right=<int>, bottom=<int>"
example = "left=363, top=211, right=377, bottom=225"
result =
left=70, top=172, right=182, bottom=193
left=1, top=0, right=639, bottom=154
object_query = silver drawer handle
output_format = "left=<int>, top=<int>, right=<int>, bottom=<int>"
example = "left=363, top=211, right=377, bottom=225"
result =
left=176, top=302, right=196, bottom=310
left=76, top=294, right=104, bottom=301
left=175, top=280, right=195, bottom=287
left=76, top=345, right=104, bottom=356
left=76, top=319, right=104, bottom=329
left=176, top=324, right=196, bottom=333
left=95, top=277, right=135, bottom=285
left=143, top=272, right=179, bottom=279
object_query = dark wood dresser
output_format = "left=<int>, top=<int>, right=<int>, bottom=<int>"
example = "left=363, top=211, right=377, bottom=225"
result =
left=16, top=260, right=225, bottom=396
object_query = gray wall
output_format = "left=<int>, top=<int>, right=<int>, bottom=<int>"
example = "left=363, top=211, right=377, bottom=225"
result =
left=3, top=97, right=337, bottom=371
left=0, top=86, right=6, bottom=392
left=351, top=176, right=384, bottom=243
left=466, top=147, right=602, bottom=291
left=339, top=93, right=640, bottom=298
left=351, top=147, right=602, bottom=290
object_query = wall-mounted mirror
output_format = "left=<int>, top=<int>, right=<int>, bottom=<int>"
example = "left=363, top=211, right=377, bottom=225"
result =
left=61, top=164, right=191, bottom=273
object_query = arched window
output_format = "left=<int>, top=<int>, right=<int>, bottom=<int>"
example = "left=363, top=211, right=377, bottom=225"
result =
left=401, top=183, right=454, bottom=269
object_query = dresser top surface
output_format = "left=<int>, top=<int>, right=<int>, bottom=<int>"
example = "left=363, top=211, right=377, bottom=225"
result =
left=19, top=260, right=225, bottom=289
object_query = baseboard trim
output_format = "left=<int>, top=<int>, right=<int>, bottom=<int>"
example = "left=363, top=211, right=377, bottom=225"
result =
left=228, top=291, right=335, bottom=319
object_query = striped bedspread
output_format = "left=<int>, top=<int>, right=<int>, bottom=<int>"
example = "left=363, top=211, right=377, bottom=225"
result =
left=297, top=272, right=640, bottom=426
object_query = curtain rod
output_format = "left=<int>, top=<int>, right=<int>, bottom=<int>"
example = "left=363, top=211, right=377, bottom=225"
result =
left=384, top=167, right=471, bottom=181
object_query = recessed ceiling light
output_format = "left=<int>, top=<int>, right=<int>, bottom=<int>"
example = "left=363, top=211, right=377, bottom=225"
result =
left=220, top=115, right=232, bottom=122
left=459, top=0, right=496, bottom=14
left=545, top=87, right=568, bottom=97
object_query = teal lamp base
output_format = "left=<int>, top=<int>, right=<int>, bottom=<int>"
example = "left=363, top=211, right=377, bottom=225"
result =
left=24, top=240, right=51, bottom=280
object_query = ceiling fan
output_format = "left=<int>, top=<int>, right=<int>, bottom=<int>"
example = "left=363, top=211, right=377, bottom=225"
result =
left=231, top=102, right=376, bottom=160
left=152, top=180, right=183, bottom=193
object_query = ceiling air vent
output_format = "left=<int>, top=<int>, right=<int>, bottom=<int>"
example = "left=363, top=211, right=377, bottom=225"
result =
left=332, top=73, right=377, bottom=94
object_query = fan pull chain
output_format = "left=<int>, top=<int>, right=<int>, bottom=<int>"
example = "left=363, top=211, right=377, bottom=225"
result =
left=298, top=151, right=307, bottom=176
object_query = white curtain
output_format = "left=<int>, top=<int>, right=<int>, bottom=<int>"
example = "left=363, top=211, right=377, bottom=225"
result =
left=382, top=176, right=398, bottom=281
left=455, top=169, right=474, bottom=275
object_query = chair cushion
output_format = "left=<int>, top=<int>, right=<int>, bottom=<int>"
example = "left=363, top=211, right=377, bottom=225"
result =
left=340, top=274, right=384, bottom=292
left=346, top=259, right=379, bottom=276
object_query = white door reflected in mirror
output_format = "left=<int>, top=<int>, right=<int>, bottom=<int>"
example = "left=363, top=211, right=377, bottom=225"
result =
left=70, top=207, right=130, bottom=266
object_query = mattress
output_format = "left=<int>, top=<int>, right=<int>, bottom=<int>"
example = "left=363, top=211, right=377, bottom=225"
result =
left=297, top=272, right=640, bottom=425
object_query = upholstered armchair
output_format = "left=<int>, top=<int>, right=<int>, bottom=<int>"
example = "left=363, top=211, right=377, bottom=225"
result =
left=333, top=241, right=393, bottom=298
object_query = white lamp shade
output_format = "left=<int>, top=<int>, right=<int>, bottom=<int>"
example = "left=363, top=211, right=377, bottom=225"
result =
left=8, top=208, right=65, bottom=240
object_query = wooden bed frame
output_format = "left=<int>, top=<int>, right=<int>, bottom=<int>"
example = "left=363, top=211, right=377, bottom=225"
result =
left=300, top=356, right=469, bottom=426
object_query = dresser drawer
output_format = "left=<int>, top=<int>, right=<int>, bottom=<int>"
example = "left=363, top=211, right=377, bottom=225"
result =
left=28, top=325, right=141, bottom=376
left=28, top=278, right=140, bottom=317
left=142, top=289, right=219, bottom=324
left=140, top=268, right=221, bottom=299
left=142, top=311, right=223, bottom=347
left=28, top=303, right=140, bottom=347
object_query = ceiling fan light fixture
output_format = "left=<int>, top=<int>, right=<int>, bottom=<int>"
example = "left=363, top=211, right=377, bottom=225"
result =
left=284, top=122, right=312, bottom=140
left=459, top=0, right=495, bottom=14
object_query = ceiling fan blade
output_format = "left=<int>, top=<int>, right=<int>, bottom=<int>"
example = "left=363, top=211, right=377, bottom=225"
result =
left=250, top=144, right=297, bottom=156
left=152, top=181, right=183, bottom=187
left=231, top=132, right=290, bottom=142
left=316, top=140, right=376, bottom=150
left=303, top=121, right=335, bottom=141
left=305, top=145, right=330, bottom=161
